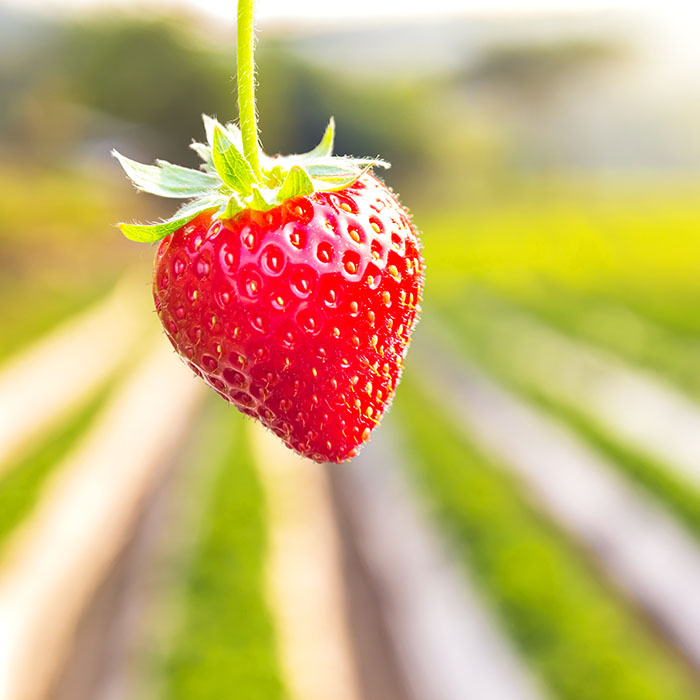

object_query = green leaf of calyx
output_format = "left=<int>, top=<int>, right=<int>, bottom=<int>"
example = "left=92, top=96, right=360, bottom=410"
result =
left=112, top=150, right=220, bottom=199
left=310, top=173, right=362, bottom=191
left=118, top=195, right=224, bottom=243
left=309, top=162, right=379, bottom=193
left=212, top=126, right=256, bottom=195
left=202, top=114, right=222, bottom=150
left=351, top=156, right=391, bottom=170
left=250, top=186, right=276, bottom=211
left=190, top=142, right=215, bottom=172
left=304, top=160, right=358, bottom=179
left=301, top=117, right=335, bottom=160
left=222, top=194, right=245, bottom=220
left=203, top=114, right=243, bottom=151
left=277, top=165, right=315, bottom=201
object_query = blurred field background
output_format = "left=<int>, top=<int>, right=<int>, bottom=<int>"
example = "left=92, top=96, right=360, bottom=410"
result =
left=2, top=1, right=700, bottom=699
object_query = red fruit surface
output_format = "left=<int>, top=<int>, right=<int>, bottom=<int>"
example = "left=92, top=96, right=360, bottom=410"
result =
left=153, top=172, right=423, bottom=462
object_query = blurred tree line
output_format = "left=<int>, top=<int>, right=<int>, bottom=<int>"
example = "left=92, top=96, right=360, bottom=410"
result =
left=0, top=16, right=433, bottom=173
left=0, top=11, right=624, bottom=208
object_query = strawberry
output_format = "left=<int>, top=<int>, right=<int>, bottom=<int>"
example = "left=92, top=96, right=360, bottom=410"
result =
left=113, top=1, right=423, bottom=462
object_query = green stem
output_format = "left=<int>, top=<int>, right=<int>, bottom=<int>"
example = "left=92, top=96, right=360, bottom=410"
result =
left=237, top=0, right=262, bottom=180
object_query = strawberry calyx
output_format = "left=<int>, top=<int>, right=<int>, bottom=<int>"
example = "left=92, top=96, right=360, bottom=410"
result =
left=113, top=116, right=390, bottom=243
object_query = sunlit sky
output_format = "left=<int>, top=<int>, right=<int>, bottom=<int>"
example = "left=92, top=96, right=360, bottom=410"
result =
left=3, top=0, right=699, bottom=26
left=3, top=0, right=700, bottom=82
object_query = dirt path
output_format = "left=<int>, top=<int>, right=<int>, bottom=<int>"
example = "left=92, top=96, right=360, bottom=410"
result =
left=0, top=341, right=203, bottom=700
left=330, top=422, right=550, bottom=700
left=471, top=310, right=700, bottom=488
left=416, top=326, right=700, bottom=672
left=0, top=279, right=148, bottom=474
left=250, top=424, right=363, bottom=700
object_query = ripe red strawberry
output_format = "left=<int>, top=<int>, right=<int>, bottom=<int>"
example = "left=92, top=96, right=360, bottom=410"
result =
left=113, top=2, right=423, bottom=462
left=151, top=172, right=422, bottom=462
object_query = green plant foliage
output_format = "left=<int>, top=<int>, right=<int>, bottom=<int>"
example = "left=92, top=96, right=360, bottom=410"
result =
left=160, top=401, right=288, bottom=699
left=489, top=286, right=700, bottom=403
left=55, top=19, right=233, bottom=162
left=393, top=377, right=700, bottom=700
left=0, top=282, right=110, bottom=364
left=538, top=396, right=700, bottom=543
left=423, top=180, right=700, bottom=319
left=0, top=167, right=146, bottom=363
left=437, top=291, right=700, bottom=548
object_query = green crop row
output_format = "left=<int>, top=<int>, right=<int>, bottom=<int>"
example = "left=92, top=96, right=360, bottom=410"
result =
left=423, top=181, right=700, bottom=337
left=393, top=375, right=700, bottom=700
left=154, top=399, right=288, bottom=700
left=435, top=292, right=700, bottom=545
left=476, top=284, right=700, bottom=400
left=0, top=278, right=115, bottom=364
left=0, top=166, right=153, bottom=364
